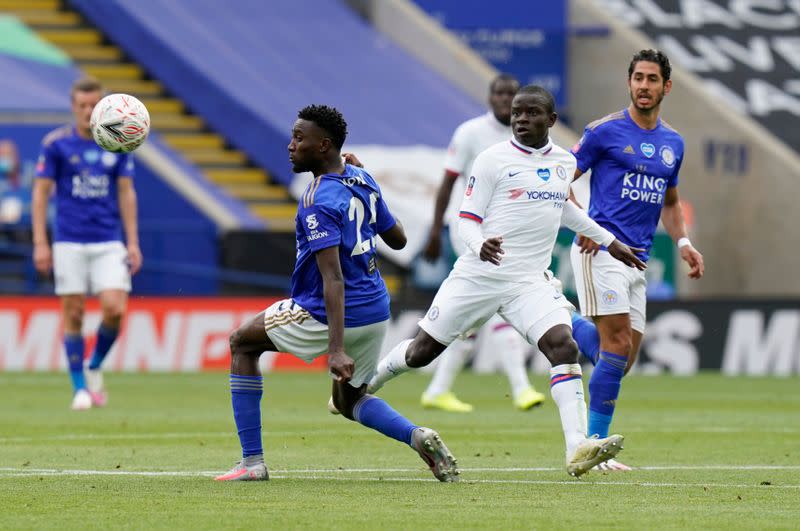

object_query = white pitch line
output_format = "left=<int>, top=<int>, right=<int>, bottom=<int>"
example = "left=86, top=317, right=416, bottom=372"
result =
left=0, top=468, right=798, bottom=489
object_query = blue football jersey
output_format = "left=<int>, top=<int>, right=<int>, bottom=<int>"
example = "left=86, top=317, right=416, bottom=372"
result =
left=35, top=125, right=134, bottom=243
left=291, top=164, right=397, bottom=327
left=572, top=109, right=684, bottom=260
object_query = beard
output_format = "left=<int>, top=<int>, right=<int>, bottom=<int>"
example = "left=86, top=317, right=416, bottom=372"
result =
left=630, top=89, right=664, bottom=112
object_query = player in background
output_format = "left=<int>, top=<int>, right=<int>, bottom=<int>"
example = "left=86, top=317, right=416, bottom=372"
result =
left=216, top=105, right=459, bottom=482
left=420, top=74, right=546, bottom=413
left=369, top=86, right=646, bottom=477
left=569, top=50, right=704, bottom=470
left=32, top=77, right=142, bottom=410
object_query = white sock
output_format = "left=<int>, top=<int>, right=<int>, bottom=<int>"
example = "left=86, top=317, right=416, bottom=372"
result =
left=549, top=363, right=587, bottom=459
left=369, top=339, right=413, bottom=393
left=423, top=338, right=470, bottom=398
left=491, top=323, right=533, bottom=398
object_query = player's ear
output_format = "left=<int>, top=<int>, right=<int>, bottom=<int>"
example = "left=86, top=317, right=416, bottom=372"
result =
left=319, top=137, right=332, bottom=153
left=663, top=79, right=672, bottom=95
left=548, top=111, right=558, bottom=128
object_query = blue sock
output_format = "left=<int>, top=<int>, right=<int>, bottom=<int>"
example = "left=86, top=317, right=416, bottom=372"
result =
left=88, top=324, right=119, bottom=370
left=230, top=374, right=263, bottom=457
left=64, top=334, right=86, bottom=392
left=571, top=313, right=600, bottom=366
left=353, top=395, right=418, bottom=446
left=588, top=351, right=627, bottom=438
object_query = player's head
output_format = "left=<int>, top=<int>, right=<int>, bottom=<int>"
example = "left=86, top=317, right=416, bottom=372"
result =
left=71, top=76, right=103, bottom=136
left=627, top=49, right=672, bottom=113
left=488, top=74, right=519, bottom=125
left=510, top=85, right=557, bottom=147
left=289, top=104, right=348, bottom=173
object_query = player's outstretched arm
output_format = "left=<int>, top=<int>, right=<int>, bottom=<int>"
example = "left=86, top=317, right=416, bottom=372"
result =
left=661, top=187, right=704, bottom=279
left=561, top=200, right=646, bottom=270
left=379, top=219, right=406, bottom=250
left=315, top=245, right=354, bottom=383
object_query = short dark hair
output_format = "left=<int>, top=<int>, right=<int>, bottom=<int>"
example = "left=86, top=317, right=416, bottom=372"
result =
left=297, top=104, right=348, bottom=150
left=628, top=49, right=672, bottom=82
left=516, top=84, right=555, bottom=113
left=71, top=76, right=103, bottom=100
left=489, top=73, right=519, bottom=93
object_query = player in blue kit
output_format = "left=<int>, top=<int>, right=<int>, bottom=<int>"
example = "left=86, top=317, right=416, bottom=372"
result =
left=32, top=77, right=142, bottom=411
left=216, top=105, right=459, bottom=482
left=568, top=50, right=705, bottom=470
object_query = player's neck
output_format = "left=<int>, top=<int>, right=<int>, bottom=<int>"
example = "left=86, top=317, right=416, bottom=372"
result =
left=314, top=157, right=345, bottom=177
left=627, top=104, right=660, bottom=130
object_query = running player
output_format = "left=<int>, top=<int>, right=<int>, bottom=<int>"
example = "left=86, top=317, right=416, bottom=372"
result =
left=369, top=86, right=646, bottom=477
left=32, top=77, right=141, bottom=410
left=420, top=74, right=546, bottom=413
left=216, top=105, right=459, bottom=482
left=569, top=50, right=705, bottom=470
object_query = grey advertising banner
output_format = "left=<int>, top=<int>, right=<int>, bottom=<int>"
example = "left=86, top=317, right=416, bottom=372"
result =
left=386, top=300, right=800, bottom=376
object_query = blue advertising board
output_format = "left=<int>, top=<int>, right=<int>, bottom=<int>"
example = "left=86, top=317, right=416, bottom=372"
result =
left=413, top=0, right=568, bottom=107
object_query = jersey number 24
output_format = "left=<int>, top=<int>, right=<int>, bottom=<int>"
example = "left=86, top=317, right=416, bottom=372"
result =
left=348, top=193, right=378, bottom=257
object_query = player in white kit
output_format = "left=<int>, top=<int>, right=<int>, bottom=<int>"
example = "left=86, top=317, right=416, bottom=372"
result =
left=420, top=74, right=546, bottom=413
left=369, top=86, right=646, bottom=476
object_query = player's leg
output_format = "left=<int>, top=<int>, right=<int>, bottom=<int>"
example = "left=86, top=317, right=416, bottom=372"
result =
left=588, top=313, right=631, bottom=439
left=569, top=244, right=602, bottom=365
left=53, top=242, right=91, bottom=409
left=340, top=320, right=459, bottom=482
left=367, top=329, right=447, bottom=393
left=501, top=277, right=622, bottom=476
left=482, top=314, right=545, bottom=410
left=215, top=309, right=279, bottom=481
left=420, top=337, right=474, bottom=412
left=535, top=320, right=624, bottom=477
left=84, top=242, right=131, bottom=405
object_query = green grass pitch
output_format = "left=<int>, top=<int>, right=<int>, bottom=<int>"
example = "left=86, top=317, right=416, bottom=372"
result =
left=1, top=371, right=798, bottom=529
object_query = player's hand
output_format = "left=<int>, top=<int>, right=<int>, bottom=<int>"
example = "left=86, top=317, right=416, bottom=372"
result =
left=127, top=243, right=143, bottom=275
left=422, top=231, right=442, bottom=261
left=328, top=350, right=354, bottom=384
left=33, top=242, right=52, bottom=275
left=577, top=234, right=601, bottom=256
left=342, top=152, right=364, bottom=168
left=480, top=236, right=504, bottom=266
left=680, top=245, right=704, bottom=279
left=607, top=240, right=647, bottom=271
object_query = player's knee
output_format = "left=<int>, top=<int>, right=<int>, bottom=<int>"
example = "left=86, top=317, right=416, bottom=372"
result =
left=540, top=327, right=579, bottom=365
left=102, top=305, right=125, bottom=328
left=406, top=334, right=446, bottom=368
left=228, top=327, right=246, bottom=357
left=62, top=301, right=85, bottom=330
left=605, top=328, right=633, bottom=356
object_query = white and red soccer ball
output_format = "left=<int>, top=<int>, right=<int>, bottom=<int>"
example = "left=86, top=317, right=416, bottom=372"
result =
left=90, top=93, right=151, bottom=153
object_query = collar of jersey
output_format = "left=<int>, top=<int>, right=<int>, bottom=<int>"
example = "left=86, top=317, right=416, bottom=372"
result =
left=623, top=108, right=661, bottom=133
left=510, top=137, right=552, bottom=156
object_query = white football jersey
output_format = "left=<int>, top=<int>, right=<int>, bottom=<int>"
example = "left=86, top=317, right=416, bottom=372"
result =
left=443, top=112, right=511, bottom=225
left=455, top=137, right=576, bottom=280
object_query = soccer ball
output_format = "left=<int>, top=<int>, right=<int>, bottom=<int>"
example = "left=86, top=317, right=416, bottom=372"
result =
left=90, top=93, right=150, bottom=153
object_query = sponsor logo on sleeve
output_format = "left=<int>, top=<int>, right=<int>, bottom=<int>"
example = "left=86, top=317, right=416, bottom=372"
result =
left=465, top=175, right=476, bottom=196
left=305, top=214, right=319, bottom=230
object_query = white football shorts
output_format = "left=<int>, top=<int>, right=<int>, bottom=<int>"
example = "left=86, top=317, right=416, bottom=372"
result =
left=52, top=241, right=131, bottom=296
left=263, top=298, right=388, bottom=388
left=418, top=270, right=574, bottom=346
left=570, top=243, right=647, bottom=332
